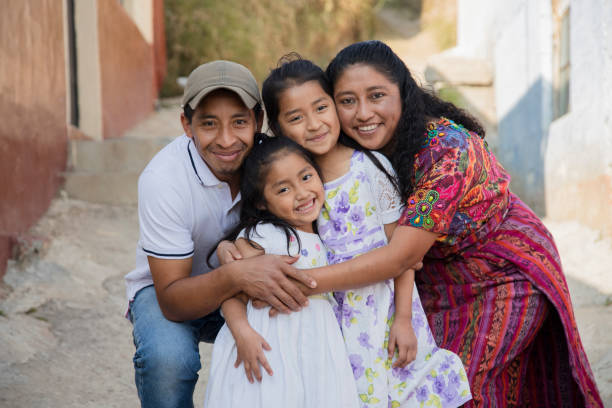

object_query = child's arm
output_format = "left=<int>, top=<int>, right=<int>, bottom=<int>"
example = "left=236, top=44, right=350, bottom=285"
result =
left=384, top=222, right=418, bottom=368
left=221, top=293, right=273, bottom=383
left=221, top=238, right=273, bottom=383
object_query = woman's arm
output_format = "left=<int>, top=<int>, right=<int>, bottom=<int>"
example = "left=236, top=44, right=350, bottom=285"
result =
left=307, top=225, right=438, bottom=294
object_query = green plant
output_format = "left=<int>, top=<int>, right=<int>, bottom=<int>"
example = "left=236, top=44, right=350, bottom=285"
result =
left=162, top=0, right=378, bottom=97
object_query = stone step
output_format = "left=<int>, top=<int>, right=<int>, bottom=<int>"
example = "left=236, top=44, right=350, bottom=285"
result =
left=68, top=137, right=172, bottom=173
left=62, top=170, right=141, bottom=205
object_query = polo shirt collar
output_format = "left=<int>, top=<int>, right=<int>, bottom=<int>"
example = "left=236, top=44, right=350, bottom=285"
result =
left=186, top=137, right=224, bottom=187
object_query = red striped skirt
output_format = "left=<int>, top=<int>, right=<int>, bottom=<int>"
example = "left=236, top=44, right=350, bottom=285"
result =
left=417, top=194, right=603, bottom=407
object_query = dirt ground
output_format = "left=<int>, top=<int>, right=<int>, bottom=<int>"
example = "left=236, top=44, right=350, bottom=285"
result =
left=0, top=195, right=610, bottom=408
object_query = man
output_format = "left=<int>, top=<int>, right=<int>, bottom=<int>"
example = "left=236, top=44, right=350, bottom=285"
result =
left=125, top=61, right=315, bottom=408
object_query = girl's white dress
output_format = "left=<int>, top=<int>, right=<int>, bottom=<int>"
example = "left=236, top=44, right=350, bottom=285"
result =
left=204, top=223, right=359, bottom=408
left=317, top=150, right=471, bottom=408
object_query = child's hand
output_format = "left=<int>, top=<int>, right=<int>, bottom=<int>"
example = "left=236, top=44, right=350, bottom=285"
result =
left=388, top=315, right=417, bottom=368
left=233, top=325, right=273, bottom=383
left=216, top=240, right=242, bottom=264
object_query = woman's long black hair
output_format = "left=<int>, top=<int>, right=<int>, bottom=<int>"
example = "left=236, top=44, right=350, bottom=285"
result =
left=326, top=40, right=485, bottom=202
left=207, top=134, right=321, bottom=266
left=262, top=54, right=399, bottom=193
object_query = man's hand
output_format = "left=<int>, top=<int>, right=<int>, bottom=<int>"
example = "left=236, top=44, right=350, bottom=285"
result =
left=233, top=324, right=273, bottom=383
left=234, top=255, right=316, bottom=314
left=388, top=315, right=418, bottom=368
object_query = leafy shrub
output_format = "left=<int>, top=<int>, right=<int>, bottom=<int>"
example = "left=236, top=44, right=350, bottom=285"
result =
left=162, top=0, right=378, bottom=97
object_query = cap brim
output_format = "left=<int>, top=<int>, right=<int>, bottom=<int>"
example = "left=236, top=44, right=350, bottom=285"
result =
left=187, top=85, right=258, bottom=110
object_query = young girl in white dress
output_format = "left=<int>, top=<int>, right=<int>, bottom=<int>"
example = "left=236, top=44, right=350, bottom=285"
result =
left=260, top=57, right=471, bottom=407
left=204, top=135, right=359, bottom=408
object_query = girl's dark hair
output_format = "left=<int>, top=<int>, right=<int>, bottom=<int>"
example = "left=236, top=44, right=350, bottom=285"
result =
left=326, top=40, right=485, bottom=202
left=207, top=133, right=321, bottom=266
left=262, top=53, right=399, bottom=193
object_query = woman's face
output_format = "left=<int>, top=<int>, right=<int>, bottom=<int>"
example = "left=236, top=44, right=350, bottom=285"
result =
left=333, top=64, right=402, bottom=151
left=277, top=80, right=340, bottom=157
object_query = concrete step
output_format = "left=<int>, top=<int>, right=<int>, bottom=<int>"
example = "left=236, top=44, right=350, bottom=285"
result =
left=68, top=137, right=172, bottom=173
left=63, top=170, right=141, bottom=205
left=64, top=136, right=173, bottom=205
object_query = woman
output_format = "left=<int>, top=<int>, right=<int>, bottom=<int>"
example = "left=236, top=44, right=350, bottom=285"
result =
left=315, top=40, right=602, bottom=407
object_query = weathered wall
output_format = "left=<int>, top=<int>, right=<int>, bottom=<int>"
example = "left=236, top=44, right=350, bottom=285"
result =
left=545, top=0, right=612, bottom=236
left=98, top=0, right=155, bottom=139
left=456, top=0, right=612, bottom=236
left=0, top=0, right=68, bottom=277
left=493, top=1, right=553, bottom=215
left=152, top=0, right=167, bottom=94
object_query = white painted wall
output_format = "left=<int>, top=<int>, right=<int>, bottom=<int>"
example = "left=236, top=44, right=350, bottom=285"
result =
left=455, top=0, right=612, bottom=231
left=544, top=0, right=612, bottom=234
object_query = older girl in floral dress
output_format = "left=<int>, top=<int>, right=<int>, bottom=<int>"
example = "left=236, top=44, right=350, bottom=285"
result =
left=262, top=57, right=471, bottom=408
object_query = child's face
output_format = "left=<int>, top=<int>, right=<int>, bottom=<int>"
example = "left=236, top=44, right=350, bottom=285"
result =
left=261, top=152, right=325, bottom=233
left=277, top=81, right=341, bottom=157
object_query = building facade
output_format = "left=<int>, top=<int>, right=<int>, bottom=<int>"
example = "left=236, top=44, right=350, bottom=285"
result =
left=454, top=0, right=612, bottom=235
left=0, top=0, right=166, bottom=277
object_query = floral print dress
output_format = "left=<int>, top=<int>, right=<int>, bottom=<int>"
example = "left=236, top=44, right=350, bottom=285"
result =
left=317, top=150, right=471, bottom=408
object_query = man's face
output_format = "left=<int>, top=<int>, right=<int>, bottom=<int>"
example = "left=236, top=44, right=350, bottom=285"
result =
left=181, top=89, right=261, bottom=182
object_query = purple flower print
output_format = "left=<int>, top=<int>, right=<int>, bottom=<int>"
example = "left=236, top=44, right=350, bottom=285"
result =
left=411, top=310, right=425, bottom=329
left=442, top=383, right=459, bottom=403
left=300, top=248, right=308, bottom=257
left=433, top=375, right=446, bottom=394
left=335, top=191, right=350, bottom=214
left=392, top=363, right=416, bottom=382
left=357, top=332, right=373, bottom=350
left=447, top=369, right=461, bottom=388
left=332, top=217, right=347, bottom=235
left=439, top=355, right=455, bottom=372
left=416, top=385, right=429, bottom=403
left=366, top=294, right=375, bottom=308
left=340, top=305, right=360, bottom=327
left=327, top=251, right=340, bottom=265
left=349, top=354, right=365, bottom=380
left=349, top=206, right=365, bottom=225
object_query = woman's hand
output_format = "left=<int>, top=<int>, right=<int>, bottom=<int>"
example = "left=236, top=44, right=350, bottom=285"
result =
left=388, top=315, right=418, bottom=368
left=216, top=240, right=243, bottom=265
left=233, top=324, right=274, bottom=383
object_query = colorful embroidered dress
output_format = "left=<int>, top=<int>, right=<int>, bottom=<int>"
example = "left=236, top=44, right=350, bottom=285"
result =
left=398, top=118, right=603, bottom=407
left=318, top=150, right=471, bottom=408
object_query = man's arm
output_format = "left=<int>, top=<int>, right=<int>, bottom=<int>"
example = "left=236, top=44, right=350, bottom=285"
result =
left=149, top=254, right=316, bottom=321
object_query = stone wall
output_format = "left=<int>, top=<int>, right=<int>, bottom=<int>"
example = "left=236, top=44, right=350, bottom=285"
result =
left=0, top=0, right=68, bottom=277
left=98, top=0, right=156, bottom=139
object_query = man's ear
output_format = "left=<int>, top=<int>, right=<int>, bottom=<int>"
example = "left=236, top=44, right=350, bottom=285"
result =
left=255, top=109, right=265, bottom=133
left=180, top=112, right=193, bottom=139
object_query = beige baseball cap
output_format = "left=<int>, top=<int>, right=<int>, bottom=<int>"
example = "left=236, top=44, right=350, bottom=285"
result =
left=181, top=60, right=261, bottom=110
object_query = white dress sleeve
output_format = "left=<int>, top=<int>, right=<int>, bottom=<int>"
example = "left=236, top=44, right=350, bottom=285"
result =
left=369, top=151, right=404, bottom=225
left=237, top=223, right=299, bottom=257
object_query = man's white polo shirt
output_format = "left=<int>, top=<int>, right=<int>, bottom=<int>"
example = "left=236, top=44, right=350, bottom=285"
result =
left=125, top=134, right=241, bottom=306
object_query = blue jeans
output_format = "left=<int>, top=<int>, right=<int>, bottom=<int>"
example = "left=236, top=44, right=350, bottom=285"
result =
left=129, top=285, right=225, bottom=408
